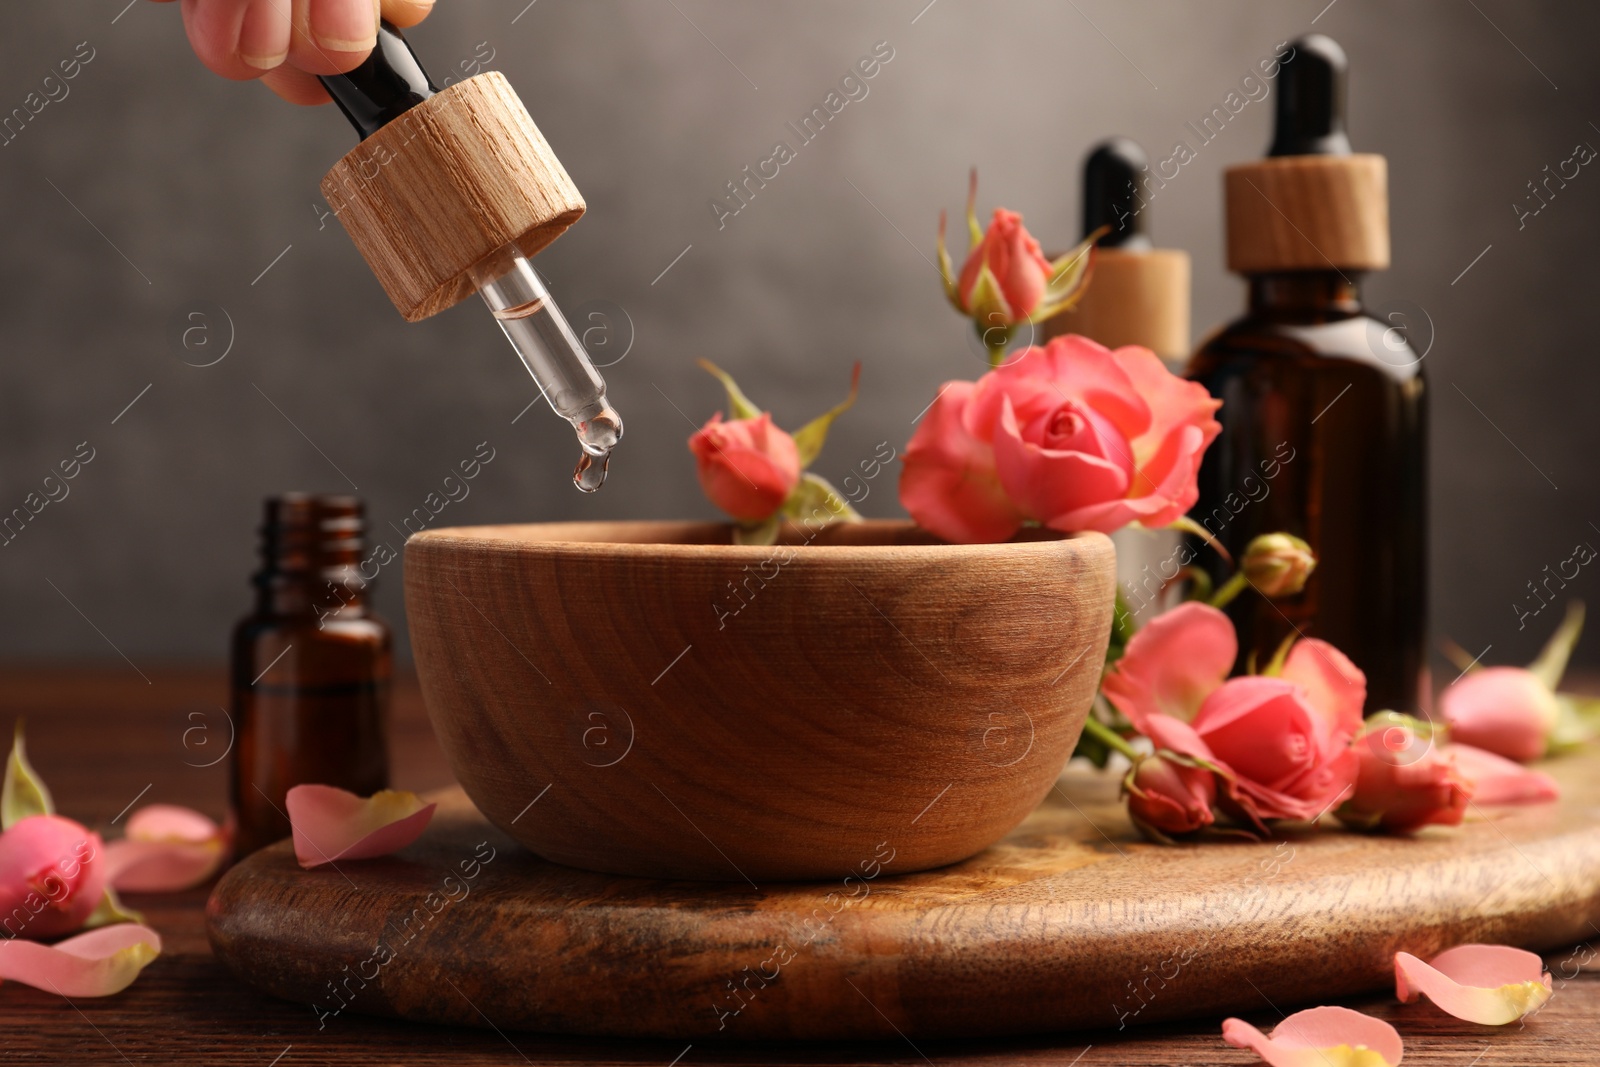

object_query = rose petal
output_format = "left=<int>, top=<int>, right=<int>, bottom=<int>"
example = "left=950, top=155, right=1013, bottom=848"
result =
left=899, top=380, right=1025, bottom=543
left=992, top=396, right=1133, bottom=525
left=125, top=804, right=217, bottom=844
left=0, top=923, right=161, bottom=997
left=1114, top=345, right=1222, bottom=471
left=1395, top=944, right=1553, bottom=1024
left=1281, top=638, right=1367, bottom=739
left=1447, top=743, right=1559, bottom=805
left=101, top=804, right=227, bottom=893
left=1101, top=602, right=1237, bottom=731
left=103, top=840, right=224, bottom=893
left=285, top=785, right=435, bottom=870
left=1222, top=1006, right=1403, bottom=1067
left=969, top=337, right=1151, bottom=446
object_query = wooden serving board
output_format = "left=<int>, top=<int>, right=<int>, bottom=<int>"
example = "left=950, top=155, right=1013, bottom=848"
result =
left=207, top=752, right=1600, bottom=1040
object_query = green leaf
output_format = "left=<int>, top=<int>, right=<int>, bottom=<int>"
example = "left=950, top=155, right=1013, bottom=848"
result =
left=791, top=364, right=862, bottom=469
left=83, top=886, right=144, bottom=929
left=1528, top=600, right=1584, bottom=691
left=3, top=720, right=55, bottom=829
left=782, top=472, right=862, bottom=526
left=733, top=516, right=781, bottom=547
left=696, top=359, right=762, bottom=422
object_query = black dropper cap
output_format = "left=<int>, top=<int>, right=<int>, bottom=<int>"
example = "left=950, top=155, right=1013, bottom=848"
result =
left=1082, top=138, right=1152, bottom=250
left=1268, top=34, right=1352, bottom=157
left=318, top=20, right=437, bottom=140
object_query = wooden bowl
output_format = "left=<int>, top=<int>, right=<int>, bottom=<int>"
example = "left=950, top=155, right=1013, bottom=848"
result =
left=404, top=520, right=1115, bottom=881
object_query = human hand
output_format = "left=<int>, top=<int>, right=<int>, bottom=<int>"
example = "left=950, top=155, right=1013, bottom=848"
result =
left=151, top=0, right=435, bottom=105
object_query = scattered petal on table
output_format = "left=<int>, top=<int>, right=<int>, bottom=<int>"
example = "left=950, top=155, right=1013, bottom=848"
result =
left=104, top=805, right=227, bottom=893
left=0, top=923, right=161, bottom=997
left=1449, top=744, right=1560, bottom=806
left=285, top=785, right=435, bottom=869
left=1222, top=1005, right=1403, bottom=1067
left=1395, top=944, right=1553, bottom=1025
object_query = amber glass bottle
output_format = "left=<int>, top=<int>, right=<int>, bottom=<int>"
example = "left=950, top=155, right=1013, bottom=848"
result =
left=229, top=495, right=391, bottom=856
left=1187, top=274, right=1427, bottom=713
left=1186, top=34, right=1428, bottom=716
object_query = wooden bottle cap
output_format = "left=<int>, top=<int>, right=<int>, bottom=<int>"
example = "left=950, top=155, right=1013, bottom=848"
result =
left=320, top=71, right=585, bottom=322
left=1040, top=248, right=1191, bottom=360
left=1224, top=154, right=1388, bottom=274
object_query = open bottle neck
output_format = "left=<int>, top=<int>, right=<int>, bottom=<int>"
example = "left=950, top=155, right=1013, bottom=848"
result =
left=1246, top=270, right=1364, bottom=317
left=252, top=495, right=371, bottom=618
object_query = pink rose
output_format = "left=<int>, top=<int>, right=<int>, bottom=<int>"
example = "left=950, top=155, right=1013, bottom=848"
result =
left=1102, top=602, right=1365, bottom=825
left=1338, top=718, right=1473, bottom=834
left=1125, top=753, right=1216, bottom=838
left=899, top=335, right=1221, bottom=543
left=1439, top=667, right=1560, bottom=762
left=0, top=814, right=106, bottom=939
left=688, top=411, right=801, bottom=523
left=956, top=209, right=1054, bottom=324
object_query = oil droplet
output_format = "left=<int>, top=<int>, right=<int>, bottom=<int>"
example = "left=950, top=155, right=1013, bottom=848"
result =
left=574, top=450, right=609, bottom=493
left=576, top=407, right=622, bottom=456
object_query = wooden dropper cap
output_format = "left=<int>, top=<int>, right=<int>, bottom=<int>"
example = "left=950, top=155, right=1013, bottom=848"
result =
left=1041, top=138, right=1191, bottom=360
left=317, top=23, right=584, bottom=322
left=1224, top=34, right=1388, bottom=274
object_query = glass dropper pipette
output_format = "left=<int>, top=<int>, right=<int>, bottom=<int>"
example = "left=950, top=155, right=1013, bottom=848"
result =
left=318, top=21, right=622, bottom=492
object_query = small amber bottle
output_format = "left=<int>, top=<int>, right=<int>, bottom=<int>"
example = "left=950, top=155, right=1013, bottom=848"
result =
left=229, top=495, right=391, bottom=857
left=1186, top=35, right=1428, bottom=716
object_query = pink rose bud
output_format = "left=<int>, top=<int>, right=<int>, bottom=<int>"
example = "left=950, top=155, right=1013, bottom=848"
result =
left=1125, top=753, right=1217, bottom=838
left=1439, top=666, right=1560, bottom=762
left=0, top=814, right=107, bottom=939
left=957, top=209, right=1053, bottom=325
left=1338, top=715, right=1473, bottom=834
left=689, top=412, right=802, bottom=523
left=1242, top=533, right=1317, bottom=598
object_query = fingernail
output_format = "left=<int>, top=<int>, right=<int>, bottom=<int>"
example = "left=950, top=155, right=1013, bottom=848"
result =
left=241, top=50, right=288, bottom=70
left=311, top=0, right=379, bottom=53
left=239, top=0, right=290, bottom=69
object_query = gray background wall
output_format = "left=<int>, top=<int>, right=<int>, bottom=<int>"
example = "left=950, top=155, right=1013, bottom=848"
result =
left=1, top=0, right=1595, bottom=673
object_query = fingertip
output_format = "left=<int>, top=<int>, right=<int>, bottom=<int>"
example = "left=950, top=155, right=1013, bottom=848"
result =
left=380, top=0, right=434, bottom=29
left=261, top=66, right=333, bottom=106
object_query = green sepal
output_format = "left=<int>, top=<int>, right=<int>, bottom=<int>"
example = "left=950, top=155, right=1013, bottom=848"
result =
left=937, top=211, right=961, bottom=310
left=1260, top=633, right=1297, bottom=678
left=1548, top=694, right=1596, bottom=754
left=963, top=260, right=1015, bottom=333
left=782, top=472, right=862, bottom=525
left=696, top=359, right=763, bottom=421
left=791, top=363, right=861, bottom=469
left=1528, top=601, right=1584, bottom=691
left=83, top=886, right=144, bottom=929
left=1176, top=565, right=1213, bottom=604
left=3, top=720, right=55, bottom=829
left=733, top=516, right=781, bottom=547
left=964, top=167, right=984, bottom=247
left=1027, top=228, right=1104, bottom=323
left=1438, top=638, right=1482, bottom=675
left=1166, top=515, right=1233, bottom=566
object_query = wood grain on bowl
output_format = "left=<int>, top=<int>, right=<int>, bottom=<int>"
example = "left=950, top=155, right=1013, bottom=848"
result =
left=403, top=520, right=1116, bottom=880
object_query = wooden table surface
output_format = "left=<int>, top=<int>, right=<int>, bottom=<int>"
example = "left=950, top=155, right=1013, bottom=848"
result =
left=4, top=666, right=1599, bottom=1066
